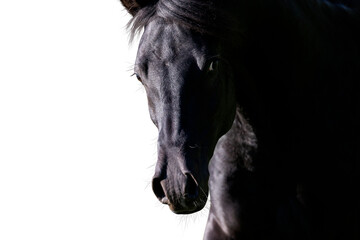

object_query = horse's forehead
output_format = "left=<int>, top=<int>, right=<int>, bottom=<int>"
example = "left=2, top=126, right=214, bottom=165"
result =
left=139, top=18, right=208, bottom=63
left=145, top=18, right=194, bottom=43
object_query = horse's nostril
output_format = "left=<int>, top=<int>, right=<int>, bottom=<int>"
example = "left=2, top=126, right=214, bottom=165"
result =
left=152, top=177, right=166, bottom=203
left=184, top=173, right=199, bottom=200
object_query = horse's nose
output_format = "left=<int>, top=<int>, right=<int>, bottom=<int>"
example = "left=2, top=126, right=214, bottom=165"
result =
left=152, top=172, right=199, bottom=205
left=152, top=176, right=168, bottom=204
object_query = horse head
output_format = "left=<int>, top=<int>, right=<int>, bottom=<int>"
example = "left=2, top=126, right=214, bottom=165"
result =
left=122, top=0, right=237, bottom=214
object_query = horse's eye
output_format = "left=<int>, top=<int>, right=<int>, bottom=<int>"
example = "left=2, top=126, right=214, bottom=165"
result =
left=208, top=60, right=219, bottom=72
left=133, top=73, right=142, bottom=82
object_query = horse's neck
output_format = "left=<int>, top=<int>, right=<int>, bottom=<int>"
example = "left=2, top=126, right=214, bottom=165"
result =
left=230, top=0, right=360, bottom=128
left=210, top=106, right=257, bottom=174
left=207, top=107, right=263, bottom=237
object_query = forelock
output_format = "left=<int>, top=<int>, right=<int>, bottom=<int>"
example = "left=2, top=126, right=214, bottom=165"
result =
left=126, top=0, right=227, bottom=42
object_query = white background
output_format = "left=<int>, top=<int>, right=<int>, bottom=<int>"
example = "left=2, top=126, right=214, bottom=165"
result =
left=0, top=1, right=209, bottom=239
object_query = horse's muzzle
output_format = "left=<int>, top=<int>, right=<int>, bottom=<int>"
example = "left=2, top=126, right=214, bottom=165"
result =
left=152, top=172, right=206, bottom=214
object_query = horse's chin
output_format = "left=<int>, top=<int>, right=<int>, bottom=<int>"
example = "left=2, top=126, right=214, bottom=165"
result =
left=170, top=207, right=203, bottom=215
left=168, top=183, right=209, bottom=215
left=169, top=197, right=208, bottom=215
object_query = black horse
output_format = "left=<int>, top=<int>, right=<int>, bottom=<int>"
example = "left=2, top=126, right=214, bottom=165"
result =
left=120, top=0, right=360, bottom=239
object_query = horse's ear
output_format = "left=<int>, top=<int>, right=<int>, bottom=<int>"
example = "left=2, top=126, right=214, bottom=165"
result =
left=120, top=0, right=152, bottom=16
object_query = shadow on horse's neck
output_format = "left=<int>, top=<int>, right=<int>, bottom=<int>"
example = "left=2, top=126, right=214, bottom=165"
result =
left=210, top=106, right=257, bottom=175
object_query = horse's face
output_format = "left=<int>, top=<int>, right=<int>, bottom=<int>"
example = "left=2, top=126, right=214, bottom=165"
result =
left=135, top=17, right=236, bottom=214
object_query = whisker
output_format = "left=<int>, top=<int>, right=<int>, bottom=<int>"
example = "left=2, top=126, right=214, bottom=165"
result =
left=198, top=186, right=208, bottom=198
left=144, top=181, right=152, bottom=190
left=147, top=162, right=156, bottom=170
left=125, top=64, right=135, bottom=72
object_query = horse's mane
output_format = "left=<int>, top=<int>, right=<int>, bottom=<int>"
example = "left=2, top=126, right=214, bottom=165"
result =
left=326, top=0, right=359, bottom=8
left=126, top=0, right=360, bottom=42
left=127, top=0, right=232, bottom=41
